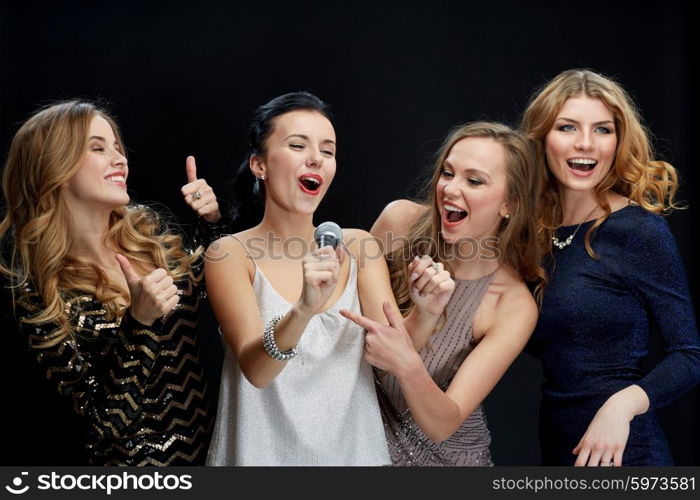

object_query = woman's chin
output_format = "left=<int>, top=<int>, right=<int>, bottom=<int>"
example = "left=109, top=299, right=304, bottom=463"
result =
left=440, top=221, right=464, bottom=243
left=440, top=230, right=458, bottom=245
left=108, top=194, right=130, bottom=209
left=294, top=199, right=323, bottom=215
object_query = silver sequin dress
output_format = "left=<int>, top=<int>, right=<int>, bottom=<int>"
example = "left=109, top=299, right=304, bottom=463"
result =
left=376, top=272, right=496, bottom=466
left=206, top=256, right=390, bottom=466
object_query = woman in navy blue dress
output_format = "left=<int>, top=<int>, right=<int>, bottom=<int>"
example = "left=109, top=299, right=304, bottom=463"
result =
left=522, top=69, right=700, bottom=466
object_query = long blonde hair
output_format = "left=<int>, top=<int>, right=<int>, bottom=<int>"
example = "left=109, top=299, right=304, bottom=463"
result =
left=388, top=121, right=545, bottom=313
left=0, top=101, right=200, bottom=347
left=521, top=69, right=681, bottom=259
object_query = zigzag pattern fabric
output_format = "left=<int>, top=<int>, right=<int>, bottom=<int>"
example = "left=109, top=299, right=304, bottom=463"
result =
left=16, top=258, right=213, bottom=465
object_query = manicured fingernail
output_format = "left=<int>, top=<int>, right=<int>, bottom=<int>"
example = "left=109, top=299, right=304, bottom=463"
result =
left=410, top=273, right=418, bottom=281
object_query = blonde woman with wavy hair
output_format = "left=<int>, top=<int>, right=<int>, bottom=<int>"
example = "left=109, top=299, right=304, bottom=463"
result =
left=341, top=122, right=542, bottom=466
left=0, top=100, right=229, bottom=465
left=522, top=69, right=700, bottom=466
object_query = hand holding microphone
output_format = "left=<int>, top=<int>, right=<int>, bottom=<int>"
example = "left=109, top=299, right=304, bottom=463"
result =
left=298, top=222, right=345, bottom=316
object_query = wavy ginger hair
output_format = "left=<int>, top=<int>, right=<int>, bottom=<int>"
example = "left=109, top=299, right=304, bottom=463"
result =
left=388, top=121, right=545, bottom=313
left=521, top=69, right=681, bottom=260
left=0, top=101, right=200, bottom=348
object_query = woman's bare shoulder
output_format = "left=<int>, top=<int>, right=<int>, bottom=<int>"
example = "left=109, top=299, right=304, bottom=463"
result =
left=205, top=232, right=256, bottom=278
left=370, top=200, right=427, bottom=254
left=375, top=199, right=425, bottom=232
left=490, top=267, right=537, bottom=322
left=342, top=228, right=379, bottom=263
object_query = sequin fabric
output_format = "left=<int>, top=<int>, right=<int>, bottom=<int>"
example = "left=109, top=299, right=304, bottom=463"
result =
left=10, top=217, right=233, bottom=465
left=528, top=205, right=700, bottom=465
left=377, top=271, right=496, bottom=466
left=206, top=251, right=390, bottom=466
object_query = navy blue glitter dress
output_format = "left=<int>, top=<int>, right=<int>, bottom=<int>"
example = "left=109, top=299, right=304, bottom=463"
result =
left=528, top=205, right=700, bottom=465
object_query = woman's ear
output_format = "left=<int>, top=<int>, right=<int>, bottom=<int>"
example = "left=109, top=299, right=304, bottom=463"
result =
left=249, top=155, right=266, bottom=180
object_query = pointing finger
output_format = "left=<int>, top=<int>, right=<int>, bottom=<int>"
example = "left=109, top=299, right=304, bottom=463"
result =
left=340, top=309, right=377, bottom=332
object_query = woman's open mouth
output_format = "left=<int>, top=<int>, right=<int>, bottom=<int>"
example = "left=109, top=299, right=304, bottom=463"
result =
left=298, top=174, right=322, bottom=195
left=105, top=173, right=127, bottom=188
left=443, top=203, right=468, bottom=227
left=567, top=158, right=598, bottom=177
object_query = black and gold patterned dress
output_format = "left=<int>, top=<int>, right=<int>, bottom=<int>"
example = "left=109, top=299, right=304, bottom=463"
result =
left=5, top=216, right=231, bottom=466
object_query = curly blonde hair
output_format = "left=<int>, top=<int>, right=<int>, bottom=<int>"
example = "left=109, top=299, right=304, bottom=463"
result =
left=388, top=121, right=545, bottom=313
left=0, top=101, right=200, bottom=348
left=521, top=69, right=681, bottom=260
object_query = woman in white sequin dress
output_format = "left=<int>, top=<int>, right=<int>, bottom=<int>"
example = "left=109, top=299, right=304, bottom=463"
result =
left=205, top=92, right=453, bottom=466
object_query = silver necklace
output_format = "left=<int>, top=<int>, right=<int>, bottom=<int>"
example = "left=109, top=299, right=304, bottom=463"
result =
left=552, top=206, right=599, bottom=250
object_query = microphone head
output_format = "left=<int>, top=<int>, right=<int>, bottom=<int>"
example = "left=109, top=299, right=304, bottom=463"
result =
left=314, top=221, right=343, bottom=250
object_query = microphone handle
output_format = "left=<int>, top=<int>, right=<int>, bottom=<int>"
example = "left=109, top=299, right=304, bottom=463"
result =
left=318, top=234, right=336, bottom=250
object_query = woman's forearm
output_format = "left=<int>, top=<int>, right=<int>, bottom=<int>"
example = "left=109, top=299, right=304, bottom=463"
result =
left=237, top=303, right=314, bottom=388
left=395, top=353, right=466, bottom=443
left=403, top=308, right=441, bottom=350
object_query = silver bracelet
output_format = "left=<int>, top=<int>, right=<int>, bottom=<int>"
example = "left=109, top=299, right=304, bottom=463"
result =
left=263, top=314, right=299, bottom=361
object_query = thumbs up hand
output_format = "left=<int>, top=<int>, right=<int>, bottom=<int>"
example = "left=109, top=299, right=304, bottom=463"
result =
left=181, top=155, right=221, bottom=223
left=115, top=254, right=180, bottom=326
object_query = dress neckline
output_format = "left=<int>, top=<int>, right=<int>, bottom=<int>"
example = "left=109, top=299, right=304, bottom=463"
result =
left=453, top=267, right=499, bottom=284
left=559, top=203, right=634, bottom=230
left=254, top=257, right=356, bottom=315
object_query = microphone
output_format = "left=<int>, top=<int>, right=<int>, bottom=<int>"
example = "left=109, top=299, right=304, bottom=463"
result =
left=314, top=221, right=343, bottom=250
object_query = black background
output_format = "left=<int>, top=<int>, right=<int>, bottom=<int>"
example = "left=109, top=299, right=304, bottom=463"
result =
left=1, top=0, right=698, bottom=465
